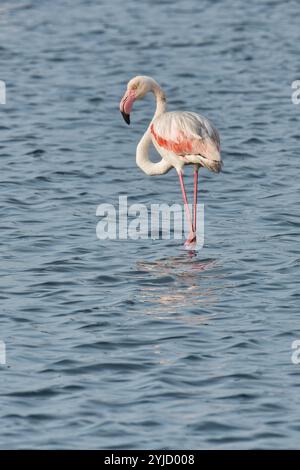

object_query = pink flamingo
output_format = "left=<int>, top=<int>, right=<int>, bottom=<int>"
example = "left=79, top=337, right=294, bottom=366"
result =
left=119, top=76, right=222, bottom=248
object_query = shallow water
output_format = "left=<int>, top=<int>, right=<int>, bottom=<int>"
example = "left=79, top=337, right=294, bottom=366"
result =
left=0, top=0, right=300, bottom=449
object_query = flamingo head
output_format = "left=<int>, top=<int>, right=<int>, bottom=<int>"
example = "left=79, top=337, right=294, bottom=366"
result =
left=119, top=76, right=158, bottom=125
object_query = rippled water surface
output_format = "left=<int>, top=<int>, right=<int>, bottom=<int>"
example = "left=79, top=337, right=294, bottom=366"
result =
left=1, top=0, right=300, bottom=449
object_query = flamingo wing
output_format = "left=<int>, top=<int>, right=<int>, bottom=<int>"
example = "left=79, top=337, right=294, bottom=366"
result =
left=150, top=111, right=222, bottom=172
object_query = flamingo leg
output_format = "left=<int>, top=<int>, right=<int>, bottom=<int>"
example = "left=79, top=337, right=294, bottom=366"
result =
left=193, top=164, right=199, bottom=232
left=178, top=171, right=196, bottom=247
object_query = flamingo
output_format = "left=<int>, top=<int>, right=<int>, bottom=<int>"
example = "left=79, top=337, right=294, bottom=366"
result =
left=119, top=76, right=222, bottom=248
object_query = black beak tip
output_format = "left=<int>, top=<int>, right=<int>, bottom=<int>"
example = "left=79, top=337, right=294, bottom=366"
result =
left=121, top=111, right=130, bottom=125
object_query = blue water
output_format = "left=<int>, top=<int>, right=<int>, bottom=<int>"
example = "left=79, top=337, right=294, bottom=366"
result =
left=0, top=0, right=300, bottom=449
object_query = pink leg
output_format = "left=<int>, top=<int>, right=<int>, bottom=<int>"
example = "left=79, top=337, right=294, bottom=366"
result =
left=178, top=171, right=196, bottom=247
left=193, top=165, right=199, bottom=232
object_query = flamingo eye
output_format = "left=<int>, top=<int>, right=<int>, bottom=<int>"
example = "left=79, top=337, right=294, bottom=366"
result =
left=131, top=83, right=139, bottom=90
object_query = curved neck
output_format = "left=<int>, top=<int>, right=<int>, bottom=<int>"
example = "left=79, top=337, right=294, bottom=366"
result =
left=152, top=85, right=167, bottom=120
left=136, top=84, right=171, bottom=176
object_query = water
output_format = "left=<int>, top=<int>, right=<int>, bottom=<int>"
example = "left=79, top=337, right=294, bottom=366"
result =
left=0, top=0, right=300, bottom=449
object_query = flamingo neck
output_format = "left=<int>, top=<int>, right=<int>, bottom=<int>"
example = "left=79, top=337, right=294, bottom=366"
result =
left=152, top=85, right=167, bottom=119
left=136, top=84, right=171, bottom=176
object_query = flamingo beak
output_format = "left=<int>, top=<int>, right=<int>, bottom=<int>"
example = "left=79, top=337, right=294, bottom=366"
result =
left=121, top=110, right=130, bottom=125
left=120, top=89, right=136, bottom=125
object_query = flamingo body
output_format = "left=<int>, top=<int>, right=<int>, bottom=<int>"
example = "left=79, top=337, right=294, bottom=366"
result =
left=150, top=111, right=221, bottom=173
